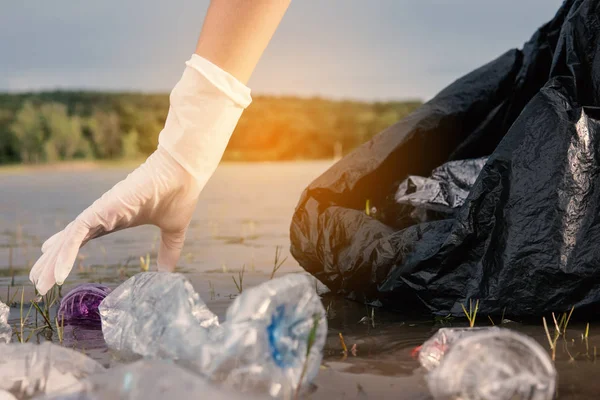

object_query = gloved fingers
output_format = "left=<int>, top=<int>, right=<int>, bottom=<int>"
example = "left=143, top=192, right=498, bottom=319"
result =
left=54, top=220, right=90, bottom=285
left=30, top=242, right=61, bottom=296
left=41, top=226, right=69, bottom=253
left=29, top=250, right=49, bottom=289
left=157, top=229, right=187, bottom=272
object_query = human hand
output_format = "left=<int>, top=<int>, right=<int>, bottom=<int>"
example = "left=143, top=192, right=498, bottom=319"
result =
left=30, top=54, right=252, bottom=295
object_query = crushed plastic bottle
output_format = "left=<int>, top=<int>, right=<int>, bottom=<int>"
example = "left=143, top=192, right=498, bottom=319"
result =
left=188, top=273, right=328, bottom=398
left=0, top=342, right=105, bottom=398
left=99, top=272, right=219, bottom=361
left=100, top=272, right=327, bottom=398
left=0, top=301, right=11, bottom=344
left=37, top=360, right=263, bottom=400
left=426, top=329, right=556, bottom=400
left=418, top=327, right=500, bottom=371
left=57, top=284, right=111, bottom=324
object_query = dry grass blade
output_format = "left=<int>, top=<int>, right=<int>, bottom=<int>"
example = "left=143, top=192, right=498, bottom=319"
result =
left=585, top=323, right=590, bottom=339
left=31, top=301, right=53, bottom=331
left=542, top=316, right=557, bottom=361
left=55, top=314, right=65, bottom=344
left=461, top=299, right=479, bottom=328
left=19, top=288, right=35, bottom=343
left=232, top=264, right=245, bottom=294
left=270, top=246, right=288, bottom=280
left=339, top=332, right=348, bottom=354
left=542, top=317, right=553, bottom=349
left=564, top=306, right=575, bottom=335
left=139, top=253, right=150, bottom=272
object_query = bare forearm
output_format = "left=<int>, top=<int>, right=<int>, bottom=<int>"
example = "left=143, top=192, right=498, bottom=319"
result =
left=195, top=0, right=291, bottom=84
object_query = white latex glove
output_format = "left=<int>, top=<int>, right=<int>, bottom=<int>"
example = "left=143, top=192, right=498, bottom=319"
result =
left=30, top=54, right=252, bottom=295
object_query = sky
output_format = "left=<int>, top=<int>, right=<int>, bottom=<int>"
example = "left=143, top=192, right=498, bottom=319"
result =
left=0, top=0, right=564, bottom=101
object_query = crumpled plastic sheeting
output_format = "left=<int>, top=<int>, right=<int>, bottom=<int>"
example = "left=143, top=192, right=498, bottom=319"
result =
left=99, top=272, right=219, bottom=360
left=0, top=301, right=11, bottom=344
left=100, top=273, right=327, bottom=398
left=58, top=284, right=111, bottom=324
left=426, top=329, right=556, bottom=400
left=0, top=342, right=105, bottom=398
left=418, top=327, right=499, bottom=371
left=395, top=157, right=488, bottom=212
left=290, top=0, right=600, bottom=317
left=36, top=360, right=263, bottom=400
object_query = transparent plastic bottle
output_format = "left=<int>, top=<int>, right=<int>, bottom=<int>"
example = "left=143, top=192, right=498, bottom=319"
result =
left=426, top=329, right=556, bottom=400
left=418, top=326, right=499, bottom=371
left=99, top=272, right=220, bottom=361
left=189, top=273, right=327, bottom=398
left=37, top=360, right=262, bottom=400
left=0, top=342, right=105, bottom=398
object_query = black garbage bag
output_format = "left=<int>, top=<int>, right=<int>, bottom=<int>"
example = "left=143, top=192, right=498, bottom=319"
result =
left=290, top=0, right=600, bottom=317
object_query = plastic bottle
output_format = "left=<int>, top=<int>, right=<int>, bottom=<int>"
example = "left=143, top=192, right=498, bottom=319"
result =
left=0, top=342, right=105, bottom=398
left=418, top=326, right=500, bottom=371
left=426, top=328, right=556, bottom=400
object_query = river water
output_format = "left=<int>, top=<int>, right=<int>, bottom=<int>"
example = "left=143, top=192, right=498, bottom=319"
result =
left=1, top=161, right=599, bottom=399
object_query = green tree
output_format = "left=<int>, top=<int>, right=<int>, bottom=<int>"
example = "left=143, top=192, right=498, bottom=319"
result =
left=11, top=101, right=44, bottom=163
left=40, top=103, right=90, bottom=161
left=88, top=110, right=122, bottom=159
left=122, top=129, right=141, bottom=159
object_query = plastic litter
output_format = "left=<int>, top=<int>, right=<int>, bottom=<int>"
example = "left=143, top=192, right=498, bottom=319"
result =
left=290, top=0, right=600, bottom=317
left=100, top=272, right=327, bottom=398
left=99, top=272, right=219, bottom=361
left=418, top=327, right=499, bottom=371
left=37, top=360, right=262, bottom=400
left=187, top=273, right=327, bottom=398
left=0, top=342, right=105, bottom=398
left=0, top=301, right=11, bottom=344
left=57, top=284, right=111, bottom=324
left=426, top=329, right=556, bottom=400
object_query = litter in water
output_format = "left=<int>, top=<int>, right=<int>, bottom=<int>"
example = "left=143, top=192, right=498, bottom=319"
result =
left=57, top=284, right=112, bottom=324
left=100, top=272, right=327, bottom=398
left=0, top=342, right=105, bottom=398
left=426, top=328, right=556, bottom=400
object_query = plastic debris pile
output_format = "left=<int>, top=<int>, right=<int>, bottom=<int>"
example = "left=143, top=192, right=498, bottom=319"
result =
left=99, top=272, right=327, bottom=398
left=418, top=327, right=557, bottom=400
left=0, top=273, right=326, bottom=400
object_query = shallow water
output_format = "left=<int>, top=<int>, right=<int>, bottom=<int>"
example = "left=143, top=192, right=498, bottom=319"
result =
left=1, top=162, right=600, bottom=399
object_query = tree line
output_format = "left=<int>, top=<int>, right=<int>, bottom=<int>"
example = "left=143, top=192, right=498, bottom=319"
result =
left=0, top=91, right=422, bottom=164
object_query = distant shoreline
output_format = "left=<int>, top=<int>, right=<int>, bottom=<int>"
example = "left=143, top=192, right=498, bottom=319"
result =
left=0, top=157, right=336, bottom=175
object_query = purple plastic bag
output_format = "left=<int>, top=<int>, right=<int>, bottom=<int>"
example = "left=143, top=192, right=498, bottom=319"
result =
left=57, top=283, right=112, bottom=323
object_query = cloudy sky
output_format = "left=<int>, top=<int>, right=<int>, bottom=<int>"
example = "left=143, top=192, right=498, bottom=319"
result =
left=1, top=0, right=563, bottom=101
